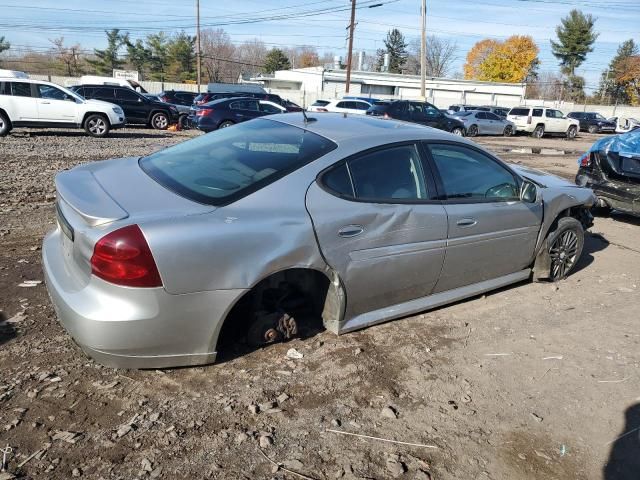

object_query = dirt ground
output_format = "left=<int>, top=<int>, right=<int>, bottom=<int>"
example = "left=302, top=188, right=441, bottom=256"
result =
left=1, top=128, right=639, bottom=480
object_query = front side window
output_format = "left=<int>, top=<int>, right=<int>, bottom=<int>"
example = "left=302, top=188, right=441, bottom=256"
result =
left=428, top=144, right=519, bottom=202
left=424, top=103, right=441, bottom=117
left=140, top=119, right=337, bottom=205
left=11, top=82, right=32, bottom=97
left=323, top=144, right=427, bottom=201
left=117, top=89, right=141, bottom=102
left=37, top=84, right=68, bottom=101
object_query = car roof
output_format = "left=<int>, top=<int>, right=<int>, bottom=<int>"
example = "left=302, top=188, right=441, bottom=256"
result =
left=268, top=112, right=471, bottom=145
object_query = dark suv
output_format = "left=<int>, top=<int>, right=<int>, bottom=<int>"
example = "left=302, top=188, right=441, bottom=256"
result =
left=567, top=112, right=616, bottom=134
left=367, top=100, right=466, bottom=136
left=71, top=85, right=179, bottom=129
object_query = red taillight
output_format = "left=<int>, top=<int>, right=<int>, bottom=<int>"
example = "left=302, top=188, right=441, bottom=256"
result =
left=91, top=225, right=162, bottom=288
left=527, top=116, right=532, bottom=124
left=196, top=108, right=213, bottom=117
left=579, top=152, right=591, bottom=167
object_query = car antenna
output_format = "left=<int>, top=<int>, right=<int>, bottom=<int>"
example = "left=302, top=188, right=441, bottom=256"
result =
left=302, top=108, right=316, bottom=124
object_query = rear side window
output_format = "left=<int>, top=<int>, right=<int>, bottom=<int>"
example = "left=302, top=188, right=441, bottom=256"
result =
left=509, top=108, right=530, bottom=116
left=11, top=82, right=32, bottom=97
left=140, top=119, right=337, bottom=206
left=428, top=144, right=519, bottom=202
left=323, top=145, right=428, bottom=202
left=532, top=109, right=543, bottom=117
left=0, top=82, right=9, bottom=96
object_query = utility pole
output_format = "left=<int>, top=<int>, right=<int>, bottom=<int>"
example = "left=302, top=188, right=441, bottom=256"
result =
left=420, top=0, right=426, bottom=99
left=345, top=0, right=356, bottom=94
left=196, top=0, right=202, bottom=92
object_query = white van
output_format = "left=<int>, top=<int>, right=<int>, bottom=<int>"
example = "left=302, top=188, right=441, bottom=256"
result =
left=79, top=76, right=147, bottom=93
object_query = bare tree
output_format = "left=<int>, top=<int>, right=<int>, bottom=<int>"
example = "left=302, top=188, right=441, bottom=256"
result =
left=527, top=71, right=564, bottom=100
left=50, top=37, right=82, bottom=76
left=200, top=28, right=237, bottom=82
left=406, top=36, right=458, bottom=77
left=236, top=39, right=268, bottom=78
left=283, top=46, right=321, bottom=69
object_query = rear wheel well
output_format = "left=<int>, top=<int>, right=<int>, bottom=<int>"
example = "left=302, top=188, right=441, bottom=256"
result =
left=216, top=268, right=335, bottom=354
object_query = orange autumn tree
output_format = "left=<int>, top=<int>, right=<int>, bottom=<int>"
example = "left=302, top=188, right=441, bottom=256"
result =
left=464, top=39, right=499, bottom=79
left=616, top=55, right=640, bottom=105
left=464, top=35, right=539, bottom=83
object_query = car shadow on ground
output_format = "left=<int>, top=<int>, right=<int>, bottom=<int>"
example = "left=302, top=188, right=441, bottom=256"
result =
left=603, top=403, right=640, bottom=480
left=0, top=312, right=17, bottom=347
left=571, top=231, right=610, bottom=275
left=605, top=211, right=640, bottom=226
left=10, top=128, right=174, bottom=139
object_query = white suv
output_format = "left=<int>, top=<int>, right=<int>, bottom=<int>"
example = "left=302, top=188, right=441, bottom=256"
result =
left=317, top=99, right=372, bottom=115
left=0, top=77, right=125, bottom=137
left=507, top=106, right=579, bottom=139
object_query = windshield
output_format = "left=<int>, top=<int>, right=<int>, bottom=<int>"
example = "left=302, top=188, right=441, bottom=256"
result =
left=593, top=113, right=606, bottom=120
left=140, top=119, right=337, bottom=206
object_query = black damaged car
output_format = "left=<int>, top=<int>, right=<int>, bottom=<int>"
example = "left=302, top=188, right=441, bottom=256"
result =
left=576, top=131, right=640, bottom=216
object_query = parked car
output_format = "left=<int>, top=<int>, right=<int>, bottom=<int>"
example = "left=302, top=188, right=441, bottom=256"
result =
left=343, top=95, right=381, bottom=103
left=567, top=112, right=616, bottom=134
left=308, top=99, right=331, bottom=112
left=576, top=129, right=640, bottom=216
left=475, top=105, right=511, bottom=118
left=43, top=113, right=595, bottom=368
left=192, top=91, right=297, bottom=111
left=448, top=104, right=479, bottom=114
left=282, top=99, right=303, bottom=112
left=315, top=99, right=372, bottom=114
left=609, top=116, right=640, bottom=134
left=454, top=110, right=515, bottom=136
left=188, top=97, right=286, bottom=132
left=71, top=85, right=179, bottom=130
left=0, top=76, right=125, bottom=137
left=367, top=100, right=466, bottom=136
left=507, top=106, right=579, bottom=139
left=158, top=90, right=199, bottom=106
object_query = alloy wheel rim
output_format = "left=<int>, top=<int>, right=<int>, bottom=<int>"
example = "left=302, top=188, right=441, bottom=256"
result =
left=469, top=126, right=477, bottom=136
left=453, top=128, right=462, bottom=136
left=505, top=126, right=512, bottom=135
left=155, top=115, right=168, bottom=128
left=88, top=118, right=106, bottom=135
left=549, top=229, right=578, bottom=279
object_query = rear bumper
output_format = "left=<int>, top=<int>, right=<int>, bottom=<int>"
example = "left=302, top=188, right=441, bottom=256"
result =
left=43, top=228, right=247, bottom=369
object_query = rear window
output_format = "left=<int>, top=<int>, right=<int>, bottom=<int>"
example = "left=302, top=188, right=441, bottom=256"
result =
left=509, top=108, right=530, bottom=116
left=140, top=119, right=337, bottom=206
left=369, top=102, right=391, bottom=111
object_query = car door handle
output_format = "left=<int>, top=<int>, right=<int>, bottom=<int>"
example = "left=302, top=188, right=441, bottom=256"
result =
left=456, top=218, right=477, bottom=227
left=338, top=225, right=364, bottom=238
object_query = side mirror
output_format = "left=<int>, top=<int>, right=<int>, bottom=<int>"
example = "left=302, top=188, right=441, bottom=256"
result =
left=520, top=180, right=537, bottom=203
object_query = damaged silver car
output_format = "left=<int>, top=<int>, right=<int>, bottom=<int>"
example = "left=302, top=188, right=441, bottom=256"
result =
left=43, top=114, right=596, bottom=368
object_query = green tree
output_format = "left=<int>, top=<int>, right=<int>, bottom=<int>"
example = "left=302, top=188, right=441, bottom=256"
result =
left=87, top=29, right=128, bottom=75
left=126, top=39, right=151, bottom=80
left=383, top=28, right=408, bottom=74
left=146, top=33, right=170, bottom=81
left=263, top=48, right=290, bottom=73
left=167, top=32, right=196, bottom=82
left=0, top=36, right=10, bottom=66
left=550, top=9, right=598, bottom=77
left=597, top=39, right=638, bottom=104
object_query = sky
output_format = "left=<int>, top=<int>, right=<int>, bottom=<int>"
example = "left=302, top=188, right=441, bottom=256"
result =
left=1, top=0, right=639, bottom=90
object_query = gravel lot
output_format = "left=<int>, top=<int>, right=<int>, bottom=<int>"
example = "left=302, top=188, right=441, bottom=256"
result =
left=1, top=127, right=639, bottom=480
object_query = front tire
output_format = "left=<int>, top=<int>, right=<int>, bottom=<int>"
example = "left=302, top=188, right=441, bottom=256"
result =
left=547, top=217, right=584, bottom=281
left=151, top=112, right=169, bottom=130
left=450, top=127, right=465, bottom=136
left=503, top=125, right=514, bottom=137
left=566, top=125, right=578, bottom=140
left=532, top=125, right=545, bottom=138
left=178, top=114, right=189, bottom=130
left=467, top=124, right=478, bottom=137
left=84, top=114, right=110, bottom=138
left=588, top=124, right=599, bottom=134
left=0, top=111, right=10, bottom=136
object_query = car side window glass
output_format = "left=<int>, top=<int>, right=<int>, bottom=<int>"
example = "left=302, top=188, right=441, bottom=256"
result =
left=424, top=104, right=440, bottom=117
left=428, top=144, right=519, bottom=202
left=93, top=88, right=115, bottom=99
left=532, top=109, right=543, bottom=117
left=322, top=163, right=355, bottom=197
left=117, top=89, right=140, bottom=102
left=476, top=112, right=487, bottom=120
left=259, top=102, right=281, bottom=113
left=355, top=102, right=368, bottom=110
left=336, top=101, right=348, bottom=108
left=37, top=84, right=67, bottom=100
left=545, top=110, right=554, bottom=118
left=11, top=82, right=32, bottom=97
left=347, top=145, right=427, bottom=201
left=245, top=100, right=259, bottom=111
left=486, top=112, right=501, bottom=120
left=555, top=110, right=564, bottom=118
left=0, top=82, right=9, bottom=96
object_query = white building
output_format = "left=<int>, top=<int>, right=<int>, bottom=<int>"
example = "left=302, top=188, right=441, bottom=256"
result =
left=250, top=67, right=527, bottom=109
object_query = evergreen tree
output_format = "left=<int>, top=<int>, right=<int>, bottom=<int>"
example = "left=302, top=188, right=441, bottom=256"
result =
left=383, top=29, right=408, bottom=74
left=167, top=32, right=196, bottom=82
left=550, top=9, right=598, bottom=77
left=87, top=29, right=127, bottom=75
left=263, top=48, right=290, bottom=73
left=374, top=48, right=386, bottom=72
left=146, top=33, right=170, bottom=82
left=0, top=36, right=10, bottom=66
left=126, top=39, right=151, bottom=80
left=597, top=39, right=638, bottom=104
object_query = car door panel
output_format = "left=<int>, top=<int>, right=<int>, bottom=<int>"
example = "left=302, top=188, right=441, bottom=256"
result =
left=9, top=82, right=38, bottom=121
left=425, top=142, right=543, bottom=293
left=36, top=84, right=78, bottom=123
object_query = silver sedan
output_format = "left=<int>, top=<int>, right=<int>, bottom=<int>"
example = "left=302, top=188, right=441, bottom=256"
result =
left=43, top=113, right=595, bottom=368
left=454, top=110, right=516, bottom=137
